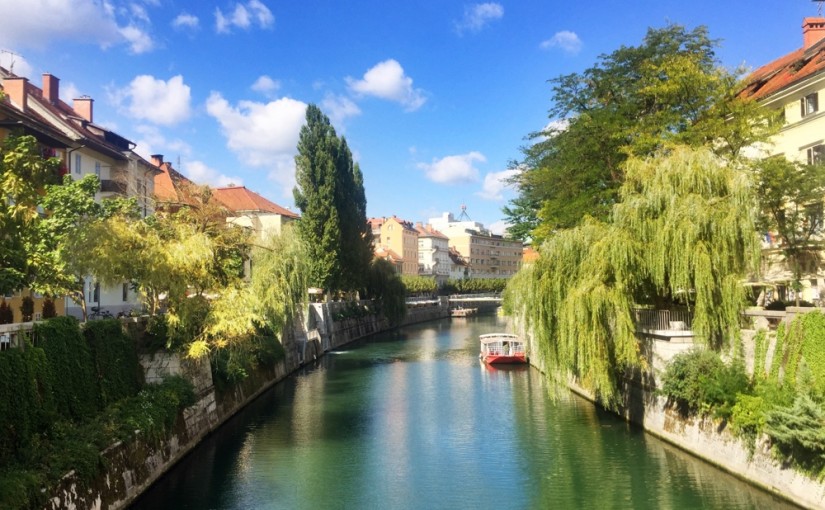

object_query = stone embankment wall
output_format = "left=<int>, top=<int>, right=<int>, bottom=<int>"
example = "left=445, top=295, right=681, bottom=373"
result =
left=47, top=299, right=449, bottom=510
left=522, top=325, right=825, bottom=510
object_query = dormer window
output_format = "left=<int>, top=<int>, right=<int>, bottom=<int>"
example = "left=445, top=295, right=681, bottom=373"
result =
left=802, top=92, right=819, bottom=117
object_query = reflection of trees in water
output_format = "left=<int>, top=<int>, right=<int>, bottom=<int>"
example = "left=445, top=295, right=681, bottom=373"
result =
left=509, top=371, right=794, bottom=510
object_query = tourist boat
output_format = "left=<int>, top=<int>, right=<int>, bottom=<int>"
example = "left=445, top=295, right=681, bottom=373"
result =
left=479, top=333, right=527, bottom=364
left=451, top=307, right=477, bottom=318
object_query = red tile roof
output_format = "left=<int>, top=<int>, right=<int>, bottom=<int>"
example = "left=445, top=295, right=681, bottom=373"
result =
left=742, top=20, right=825, bottom=101
left=153, top=162, right=195, bottom=204
left=211, top=186, right=299, bottom=218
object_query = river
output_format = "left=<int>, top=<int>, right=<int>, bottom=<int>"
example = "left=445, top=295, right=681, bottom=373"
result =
left=132, top=314, right=795, bottom=510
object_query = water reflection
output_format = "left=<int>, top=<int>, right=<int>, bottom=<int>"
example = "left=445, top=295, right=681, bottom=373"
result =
left=132, top=315, right=795, bottom=510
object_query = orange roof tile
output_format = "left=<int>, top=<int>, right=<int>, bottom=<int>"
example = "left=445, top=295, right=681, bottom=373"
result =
left=742, top=21, right=825, bottom=101
left=211, top=186, right=299, bottom=218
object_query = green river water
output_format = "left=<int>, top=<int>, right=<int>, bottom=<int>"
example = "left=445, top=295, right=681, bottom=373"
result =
left=131, top=314, right=795, bottom=510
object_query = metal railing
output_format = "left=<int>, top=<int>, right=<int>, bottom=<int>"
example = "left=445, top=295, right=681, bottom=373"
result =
left=633, top=309, right=694, bottom=331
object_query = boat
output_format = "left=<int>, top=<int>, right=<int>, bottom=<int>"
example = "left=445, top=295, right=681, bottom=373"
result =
left=479, top=333, right=527, bottom=364
left=451, top=307, right=477, bottom=318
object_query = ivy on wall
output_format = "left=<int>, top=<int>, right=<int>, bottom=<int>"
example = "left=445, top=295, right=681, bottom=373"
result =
left=84, top=319, right=141, bottom=407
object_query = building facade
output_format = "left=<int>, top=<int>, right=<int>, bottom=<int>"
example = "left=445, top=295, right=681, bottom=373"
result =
left=428, top=212, right=523, bottom=279
left=743, top=17, right=825, bottom=303
left=415, top=223, right=451, bottom=284
left=1, top=69, right=158, bottom=319
left=369, top=216, right=420, bottom=276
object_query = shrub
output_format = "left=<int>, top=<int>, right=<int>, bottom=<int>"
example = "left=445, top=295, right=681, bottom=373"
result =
left=659, top=349, right=749, bottom=418
left=0, top=300, right=13, bottom=324
left=765, top=394, right=825, bottom=477
left=20, top=296, right=34, bottom=322
left=41, top=298, right=56, bottom=319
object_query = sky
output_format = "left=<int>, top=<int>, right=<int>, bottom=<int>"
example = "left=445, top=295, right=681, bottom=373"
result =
left=0, top=1, right=818, bottom=234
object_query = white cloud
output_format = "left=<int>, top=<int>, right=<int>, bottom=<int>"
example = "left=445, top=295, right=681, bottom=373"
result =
left=346, top=59, right=426, bottom=111
left=183, top=160, right=243, bottom=188
left=251, top=75, right=281, bottom=95
left=132, top=125, right=192, bottom=162
left=60, top=82, right=82, bottom=103
left=418, top=152, right=485, bottom=184
left=0, top=51, right=32, bottom=78
left=0, top=0, right=122, bottom=50
left=114, top=75, right=192, bottom=126
left=215, top=0, right=274, bottom=34
left=172, top=13, right=199, bottom=30
left=476, top=168, right=520, bottom=200
left=129, top=3, right=151, bottom=24
left=321, top=93, right=361, bottom=128
left=455, top=3, right=503, bottom=34
left=206, top=92, right=306, bottom=196
left=120, top=25, right=154, bottom=54
left=488, top=220, right=509, bottom=236
left=540, top=31, right=583, bottom=55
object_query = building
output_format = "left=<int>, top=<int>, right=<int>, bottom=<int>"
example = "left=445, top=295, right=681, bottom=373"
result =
left=211, top=185, right=299, bottom=239
left=742, top=17, right=825, bottom=303
left=428, top=212, right=523, bottom=279
left=369, top=216, right=420, bottom=276
left=415, top=223, right=451, bottom=284
left=447, top=247, right=470, bottom=280
left=0, top=69, right=159, bottom=319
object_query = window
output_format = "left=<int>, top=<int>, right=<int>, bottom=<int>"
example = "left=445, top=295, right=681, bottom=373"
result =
left=802, top=92, right=819, bottom=117
left=122, top=283, right=128, bottom=302
left=808, top=144, right=825, bottom=165
left=93, top=283, right=100, bottom=303
left=95, top=161, right=101, bottom=177
left=74, top=153, right=81, bottom=174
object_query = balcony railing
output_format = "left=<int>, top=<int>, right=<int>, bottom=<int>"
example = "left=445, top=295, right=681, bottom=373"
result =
left=633, top=309, right=694, bottom=331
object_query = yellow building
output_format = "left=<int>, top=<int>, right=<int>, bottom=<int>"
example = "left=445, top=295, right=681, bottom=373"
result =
left=369, top=216, right=420, bottom=276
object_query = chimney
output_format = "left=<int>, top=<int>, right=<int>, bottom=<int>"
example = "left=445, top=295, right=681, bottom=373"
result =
left=73, top=96, right=93, bottom=122
left=42, top=73, right=59, bottom=104
left=803, top=17, right=825, bottom=49
left=151, top=154, right=164, bottom=167
left=3, top=76, right=28, bottom=111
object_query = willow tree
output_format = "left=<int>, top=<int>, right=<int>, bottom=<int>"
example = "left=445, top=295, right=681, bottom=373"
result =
left=504, top=147, right=760, bottom=406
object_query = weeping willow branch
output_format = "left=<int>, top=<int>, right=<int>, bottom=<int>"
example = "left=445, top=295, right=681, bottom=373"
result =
left=505, top=146, right=761, bottom=406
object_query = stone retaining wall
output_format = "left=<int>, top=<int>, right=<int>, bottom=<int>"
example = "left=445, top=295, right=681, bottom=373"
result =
left=46, top=301, right=449, bottom=509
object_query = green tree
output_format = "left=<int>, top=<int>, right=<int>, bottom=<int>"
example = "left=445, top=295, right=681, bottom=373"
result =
left=294, top=105, right=342, bottom=291
left=754, top=157, right=825, bottom=303
left=506, top=24, right=775, bottom=242
left=334, top=138, right=373, bottom=293
left=0, top=132, right=61, bottom=293
left=504, top=147, right=760, bottom=406
left=29, top=174, right=136, bottom=320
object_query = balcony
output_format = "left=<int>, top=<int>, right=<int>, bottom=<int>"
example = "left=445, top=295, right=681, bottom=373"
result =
left=100, top=179, right=127, bottom=194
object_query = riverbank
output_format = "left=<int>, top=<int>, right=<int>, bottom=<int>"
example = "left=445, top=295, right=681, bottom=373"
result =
left=47, top=300, right=450, bottom=510
left=524, top=331, right=824, bottom=510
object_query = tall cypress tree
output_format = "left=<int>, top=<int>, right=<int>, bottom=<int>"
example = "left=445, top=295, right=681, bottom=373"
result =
left=334, top=138, right=373, bottom=293
left=293, top=105, right=341, bottom=290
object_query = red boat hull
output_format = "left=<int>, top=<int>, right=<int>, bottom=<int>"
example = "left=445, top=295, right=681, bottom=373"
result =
left=484, top=354, right=527, bottom=364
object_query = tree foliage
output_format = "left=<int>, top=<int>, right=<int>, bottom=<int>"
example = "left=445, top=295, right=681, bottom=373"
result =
left=293, top=104, right=372, bottom=293
left=365, top=258, right=407, bottom=326
left=0, top=132, right=61, bottom=293
left=506, top=24, right=776, bottom=242
left=504, top=147, right=760, bottom=405
left=754, top=157, right=825, bottom=297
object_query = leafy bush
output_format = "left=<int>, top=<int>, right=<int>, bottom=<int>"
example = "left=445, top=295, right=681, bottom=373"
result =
left=41, top=297, right=56, bottom=319
left=439, top=278, right=507, bottom=295
left=19, top=296, right=34, bottom=322
left=765, top=395, right=825, bottom=477
left=659, top=349, right=749, bottom=418
left=401, top=275, right=437, bottom=296
left=83, top=319, right=141, bottom=407
left=730, top=394, right=767, bottom=442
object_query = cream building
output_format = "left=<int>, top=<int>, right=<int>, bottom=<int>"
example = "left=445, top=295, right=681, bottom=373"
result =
left=428, top=212, right=522, bottom=279
left=743, top=17, right=825, bottom=303
left=415, top=223, right=451, bottom=284
left=369, top=216, right=420, bottom=276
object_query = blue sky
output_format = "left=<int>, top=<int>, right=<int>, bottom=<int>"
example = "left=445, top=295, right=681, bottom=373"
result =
left=0, top=1, right=817, bottom=233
